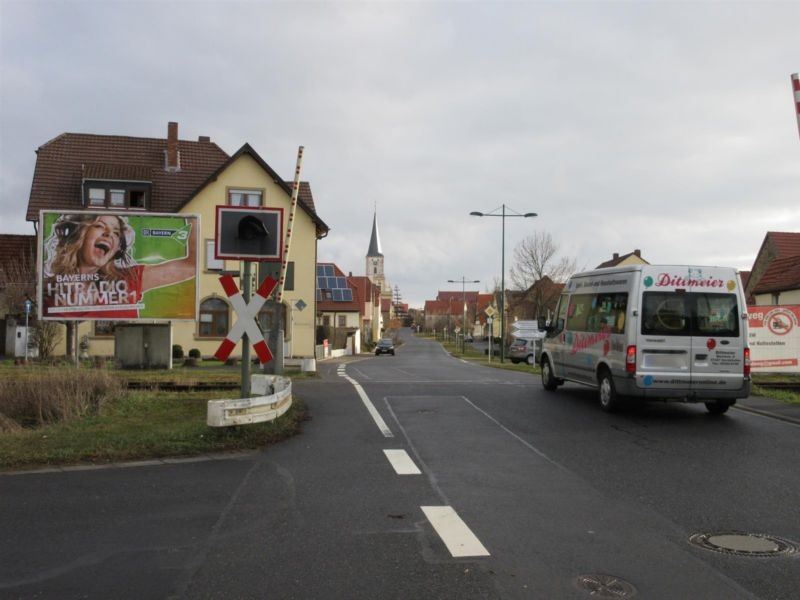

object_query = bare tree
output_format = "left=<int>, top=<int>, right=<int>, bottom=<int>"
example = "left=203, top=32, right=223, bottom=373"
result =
left=509, top=231, right=577, bottom=319
left=509, top=231, right=576, bottom=289
left=30, top=321, right=63, bottom=360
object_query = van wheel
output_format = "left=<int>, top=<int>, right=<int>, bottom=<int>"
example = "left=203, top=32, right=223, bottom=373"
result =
left=526, top=354, right=535, bottom=365
left=705, top=400, right=734, bottom=415
left=598, top=369, right=621, bottom=412
left=541, top=358, right=558, bottom=391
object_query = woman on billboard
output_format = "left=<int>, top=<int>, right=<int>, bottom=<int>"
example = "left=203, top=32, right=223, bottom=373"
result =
left=42, top=213, right=197, bottom=319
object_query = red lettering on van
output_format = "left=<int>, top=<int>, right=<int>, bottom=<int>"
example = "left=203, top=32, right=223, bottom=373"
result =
left=655, top=273, right=723, bottom=288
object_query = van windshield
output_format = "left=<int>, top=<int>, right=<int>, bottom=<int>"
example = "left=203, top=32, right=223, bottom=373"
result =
left=641, top=292, right=739, bottom=337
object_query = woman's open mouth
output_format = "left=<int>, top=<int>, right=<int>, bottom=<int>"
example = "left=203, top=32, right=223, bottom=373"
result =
left=94, top=241, right=111, bottom=258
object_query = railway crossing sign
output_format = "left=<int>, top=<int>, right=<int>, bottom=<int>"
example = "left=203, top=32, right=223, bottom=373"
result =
left=214, top=274, right=277, bottom=364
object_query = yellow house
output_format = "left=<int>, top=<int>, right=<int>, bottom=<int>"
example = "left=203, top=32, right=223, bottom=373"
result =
left=24, top=123, right=328, bottom=362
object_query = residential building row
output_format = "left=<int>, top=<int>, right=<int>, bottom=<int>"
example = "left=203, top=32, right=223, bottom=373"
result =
left=0, top=122, right=396, bottom=360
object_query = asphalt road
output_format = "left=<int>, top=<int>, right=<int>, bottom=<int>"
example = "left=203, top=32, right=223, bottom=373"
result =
left=1, top=329, right=798, bottom=599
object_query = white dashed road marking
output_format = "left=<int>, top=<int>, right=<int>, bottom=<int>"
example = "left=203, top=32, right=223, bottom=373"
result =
left=421, top=506, right=490, bottom=558
left=383, top=449, right=422, bottom=475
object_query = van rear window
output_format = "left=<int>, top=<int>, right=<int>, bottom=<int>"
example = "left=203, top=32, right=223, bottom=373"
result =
left=641, top=292, right=739, bottom=337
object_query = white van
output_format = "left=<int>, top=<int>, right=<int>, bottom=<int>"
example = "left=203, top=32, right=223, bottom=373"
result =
left=539, top=265, right=751, bottom=414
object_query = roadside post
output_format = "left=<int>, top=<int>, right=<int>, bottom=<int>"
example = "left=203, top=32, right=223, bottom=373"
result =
left=23, top=298, right=32, bottom=363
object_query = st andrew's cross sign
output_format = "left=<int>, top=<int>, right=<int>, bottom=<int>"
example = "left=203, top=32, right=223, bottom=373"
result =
left=213, top=274, right=277, bottom=365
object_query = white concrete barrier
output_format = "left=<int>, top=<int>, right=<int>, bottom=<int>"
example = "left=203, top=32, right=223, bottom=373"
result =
left=207, top=375, right=292, bottom=427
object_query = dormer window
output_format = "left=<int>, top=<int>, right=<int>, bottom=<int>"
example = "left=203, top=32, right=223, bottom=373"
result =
left=83, top=183, right=150, bottom=209
left=82, top=164, right=152, bottom=210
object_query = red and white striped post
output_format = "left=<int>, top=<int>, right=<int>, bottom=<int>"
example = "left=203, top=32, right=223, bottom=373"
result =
left=792, top=73, right=800, bottom=140
left=277, top=146, right=304, bottom=302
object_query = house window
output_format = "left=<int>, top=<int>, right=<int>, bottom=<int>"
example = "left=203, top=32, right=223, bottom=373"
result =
left=199, top=298, right=229, bottom=337
left=205, top=240, right=224, bottom=271
left=229, top=189, right=263, bottom=207
left=323, top=315, right=330, bottom=326
left=130, top=190, right=146, bottom=208
left=772, top=293, right=780, bottom=304
left=338, top=315, right=347, bottom=327
left=94, top=321, right=115, bottom=337
left=88, top=188, right=106, bottom=206
left=110, top=189, right=126, bottom=207
left=84, top=183, right=149, bottom=209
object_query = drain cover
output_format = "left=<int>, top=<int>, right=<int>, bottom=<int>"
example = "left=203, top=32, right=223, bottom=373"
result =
left=689, top=532, right=797, bottom=557
left=574, top=574, right=637, bottom=598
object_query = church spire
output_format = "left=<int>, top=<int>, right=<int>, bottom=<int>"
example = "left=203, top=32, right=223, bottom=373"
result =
left=367, top=210, right=383, bottom=257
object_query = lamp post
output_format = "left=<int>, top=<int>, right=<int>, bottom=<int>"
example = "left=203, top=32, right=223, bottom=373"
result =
left=448, top=277, right=479, bottom=353
left=470, top=205, right=537, bottom=362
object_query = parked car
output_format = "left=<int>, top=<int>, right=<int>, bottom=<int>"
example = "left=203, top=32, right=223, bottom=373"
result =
left=375, top=338, right=395, bottom=356
left=507, top=337, right=540, bottom=365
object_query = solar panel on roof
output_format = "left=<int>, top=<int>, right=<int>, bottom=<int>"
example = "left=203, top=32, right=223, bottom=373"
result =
left=316, top=290, right=322, bottom=301
left=316, top=277, right=326, bottom=289
left=316, top=265, right=324, bottom=276
left=324, top=265, right=334, bottom=277
left=336, top=277, right=347, bottom=288
left=342, top=289, right=353, bottom=301
left=332, top=289, right=343, bottom=301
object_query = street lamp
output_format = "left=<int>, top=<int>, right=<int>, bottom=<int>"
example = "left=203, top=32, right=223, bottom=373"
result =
left=470, top=205, right=537, bottom=362
left=447, top=276, right=479, bottom=353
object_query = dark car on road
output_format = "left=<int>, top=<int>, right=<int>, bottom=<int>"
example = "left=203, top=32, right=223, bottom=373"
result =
left=375, top=338, right=395, bottom=356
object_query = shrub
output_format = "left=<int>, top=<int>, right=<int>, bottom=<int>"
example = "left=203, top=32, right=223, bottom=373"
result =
left=188, top=348, right=201, bottom=359
left=0, top=369, right=122, bottom=428
left=172, top=344, right=184, bottom=359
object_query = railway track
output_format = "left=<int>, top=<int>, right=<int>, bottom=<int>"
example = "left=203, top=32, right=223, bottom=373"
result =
left=124, top=381, right=239, bottom=391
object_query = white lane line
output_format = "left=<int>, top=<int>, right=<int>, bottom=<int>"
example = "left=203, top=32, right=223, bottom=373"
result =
left=383, top=449, right=421, bottom=475
left=421, top=506, right=490, bottom=558
left=338, top=369, right=394, bottom=437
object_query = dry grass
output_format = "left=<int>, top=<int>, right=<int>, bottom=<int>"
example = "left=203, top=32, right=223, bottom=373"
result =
left=0, top=369, right=122, bottom=428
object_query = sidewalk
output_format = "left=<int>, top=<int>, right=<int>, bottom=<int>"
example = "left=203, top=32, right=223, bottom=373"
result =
left=735, top=395, right=800, bottom=425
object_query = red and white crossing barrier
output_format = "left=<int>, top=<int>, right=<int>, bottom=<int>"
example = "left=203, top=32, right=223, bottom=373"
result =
left=214, top=274, right=277, bottom=364
left=792, top=73, right=800, bottom=140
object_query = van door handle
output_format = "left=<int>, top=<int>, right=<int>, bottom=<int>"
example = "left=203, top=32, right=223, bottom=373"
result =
left=695, top=353, right=708, bottom=360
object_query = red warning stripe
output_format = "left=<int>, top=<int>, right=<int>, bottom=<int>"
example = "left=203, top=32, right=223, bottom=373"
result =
left=253, top=340, right=273, bottom=364
left=219, top=274, right=239, bottom=298
left=214, top=338, right=236, bottom=362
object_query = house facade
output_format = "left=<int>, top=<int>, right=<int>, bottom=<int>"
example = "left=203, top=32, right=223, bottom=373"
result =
left=24, top=122, right=328, bottom=360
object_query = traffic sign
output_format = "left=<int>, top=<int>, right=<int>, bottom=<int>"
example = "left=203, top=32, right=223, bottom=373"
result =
left=214, top=274, right=277, bottom=364
left=485, top=306, right=496, bottom=317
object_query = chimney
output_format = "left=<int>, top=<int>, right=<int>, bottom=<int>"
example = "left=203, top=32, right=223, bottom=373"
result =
left=634, top=249, right=641, bottom=257
left=613, top=252, right=619, bottom=260
left=198, top=135, right=210, bottom=143
left=165, top=122, right=180, bottom=171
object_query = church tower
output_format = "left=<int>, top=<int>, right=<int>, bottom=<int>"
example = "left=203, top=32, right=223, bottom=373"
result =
left=366, top=211, right=386, bottom=293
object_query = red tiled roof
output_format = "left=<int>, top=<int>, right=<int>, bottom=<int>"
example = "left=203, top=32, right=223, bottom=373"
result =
left=423, top=298, right=465, bottom=316
left=752, top=256, right=800, bottom=294
left=436, top=290, right=480, bottom=303
left=596, top=249, right=648, bottom=269
left=0, top=234, right=36, bottom=294
left=26, top=129, right=328, bottom=235
left=27, top=132, right=229, bottom=221
left=766, top=232, right=800, bottom=258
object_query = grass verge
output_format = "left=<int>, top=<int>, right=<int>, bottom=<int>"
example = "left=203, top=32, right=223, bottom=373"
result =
left=0, top=361, right=311, bottom=471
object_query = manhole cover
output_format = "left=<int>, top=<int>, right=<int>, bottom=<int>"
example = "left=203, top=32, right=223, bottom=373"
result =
left=574, top=574, right=637, bottom=598
left=689, top=532, right=797, bottom=557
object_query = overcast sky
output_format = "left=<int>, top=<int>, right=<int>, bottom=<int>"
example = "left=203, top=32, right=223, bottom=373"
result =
left=1, top=0, right=798, bottom=308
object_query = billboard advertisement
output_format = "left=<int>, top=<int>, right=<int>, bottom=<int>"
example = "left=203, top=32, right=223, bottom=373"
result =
left=747, top=305, right=800, bottom=373
left=38, top=211, right=199, bottom=321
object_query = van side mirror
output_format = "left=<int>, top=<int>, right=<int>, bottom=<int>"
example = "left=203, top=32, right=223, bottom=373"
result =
left=537, top=317, right=547, bottom=330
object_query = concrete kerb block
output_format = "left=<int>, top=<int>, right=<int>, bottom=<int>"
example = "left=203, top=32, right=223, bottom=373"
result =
left=207, top=375, right=293, bottom=427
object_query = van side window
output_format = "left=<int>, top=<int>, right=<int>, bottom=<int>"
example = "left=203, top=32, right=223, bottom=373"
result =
left=566, top=294, right=593, bottom=331
left=552, top=294, right=569, bottom=333
left=587, top=292, right=628, bottom=333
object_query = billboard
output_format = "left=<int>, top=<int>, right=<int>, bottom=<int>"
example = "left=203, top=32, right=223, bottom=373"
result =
left=38, top=211, right=199, bottom=321
left=747, top=305, right=800, bottom=373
